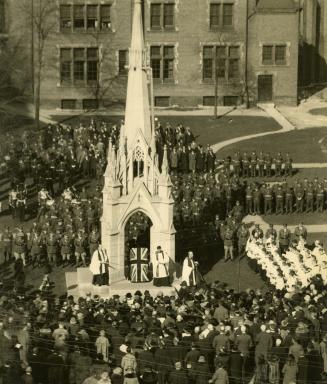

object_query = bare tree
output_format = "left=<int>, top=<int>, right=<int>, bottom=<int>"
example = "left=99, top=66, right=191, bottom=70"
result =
left=214, top=32, right=225, bottom=119
left=0, top=38, right=30, bottom=115
left=22, top=0, right=57, bottom=129
left=88, top=31, right=121, bottom=110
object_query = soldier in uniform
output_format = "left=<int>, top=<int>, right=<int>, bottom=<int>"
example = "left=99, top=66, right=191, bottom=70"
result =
left=253, top=186, right=261, bottom=215
left=225, top=183, right=233, bottom=213
left=285, top=185, right=294, bottom=214
left=274, top=152, right=283, bottom=177
left=60, top=233, right=73, bottom=266
left=252, top=224, right=264, bottom=239
left=232, top=152, right=241, bottom=177
left=16, top=184, right=27, bottom=222
left=263, top=184, right=273, bottom=215
left=265, top=153, right=273, bottom=178
left=237, top=223, right=250, bottom=258
left=275, top=185, right=284, bottom=215
left=242, top=152, right=250, bottom=178
left=74, top=231, right=87, bottom=267
left=29, top=230, right=44, bottom=268
left=190, top=200, right=201, bottom=226
left=257, top=151, right=265, bottom=178
left=89, top=228, right=100, bottom=258
left=294, top=182, right=304, bottom=213
left=245, top=185, right=253, bottom=215
left=46, top=232, right=59, bottom=266
left=188, top=149, right=196, bottom=174
left=316, top=183, right=325, bottom=212
left=305, top=183, right=314, bottom=213
left=178, top=146, right=189, bottom=173
left=293, top=223, right=307, bottom=241
left=1, top=227, right=12, bottom=264
left=278, top=224, right=291, bottom=254
left=223, top=225, right=235, bottom=262
left=250, top=151, right=257, bottom=178
left=8, top=187, right=18, bottom=219
left=13, top=228, right=27, bottom=266
left=265, top=224, right=277, bottom=240
left=284, top=153, right=293, bottom=177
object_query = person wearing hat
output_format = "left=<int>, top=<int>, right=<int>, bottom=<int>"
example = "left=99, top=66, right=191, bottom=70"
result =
left=152, top=246, right=170, bottom=287
left=167, top=362, right=188, bottom=384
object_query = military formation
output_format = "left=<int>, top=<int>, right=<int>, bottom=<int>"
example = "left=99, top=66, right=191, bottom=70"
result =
left=1, top=119, right=327, bottom=272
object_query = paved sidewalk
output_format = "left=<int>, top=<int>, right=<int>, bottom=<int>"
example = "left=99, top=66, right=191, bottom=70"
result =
left=212, top=104, right=295, bottom=153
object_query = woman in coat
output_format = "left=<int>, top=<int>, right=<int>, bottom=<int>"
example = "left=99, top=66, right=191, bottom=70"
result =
left=282, top=355, right=298, bottom=384
left=209, top=362, right=229, bottom=384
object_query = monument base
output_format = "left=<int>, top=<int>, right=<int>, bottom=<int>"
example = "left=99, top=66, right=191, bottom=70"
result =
left=65, top=268, right=181, bottom=299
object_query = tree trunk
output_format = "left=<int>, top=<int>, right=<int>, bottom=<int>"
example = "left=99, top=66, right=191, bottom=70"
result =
left=214, top=65, right=218, bottom=119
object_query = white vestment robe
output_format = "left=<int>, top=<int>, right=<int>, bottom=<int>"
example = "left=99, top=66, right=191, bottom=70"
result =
left=90, top=249, right=108, bottom=275
left=182, top=257, right=196, bottom=286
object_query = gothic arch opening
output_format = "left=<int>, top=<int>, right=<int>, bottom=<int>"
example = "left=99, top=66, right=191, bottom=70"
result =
left=124, top=211, right=153, bottom=281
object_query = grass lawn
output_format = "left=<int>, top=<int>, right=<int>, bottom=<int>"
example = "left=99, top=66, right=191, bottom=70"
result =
left=218, top=127, right=327, bottom=163
left=0, top=113, right=36, bottom=136
left=264, top=212, right=327, bottom=226
left=51, top=115, right=281, bottom=147
left=310, top=107, right=327, bottom=116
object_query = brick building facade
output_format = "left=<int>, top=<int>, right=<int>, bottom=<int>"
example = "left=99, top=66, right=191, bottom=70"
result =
left=4, top=0, right=299, bottom=109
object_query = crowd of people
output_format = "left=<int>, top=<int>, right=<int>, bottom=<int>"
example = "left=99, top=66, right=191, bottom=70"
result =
left=0, top=274, right=326, bottom=384
left=0, top=117, right=327, bottom=384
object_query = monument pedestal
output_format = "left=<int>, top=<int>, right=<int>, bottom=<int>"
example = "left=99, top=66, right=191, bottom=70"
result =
left=65, top=268, right=181, bottom=299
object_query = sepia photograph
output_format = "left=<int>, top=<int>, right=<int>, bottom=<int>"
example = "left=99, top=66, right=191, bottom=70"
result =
left=0, top=0, right=327, bottom=383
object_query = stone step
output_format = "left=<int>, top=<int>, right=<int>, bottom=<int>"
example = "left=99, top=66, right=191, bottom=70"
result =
left=77, top=267, right=93, bottom=286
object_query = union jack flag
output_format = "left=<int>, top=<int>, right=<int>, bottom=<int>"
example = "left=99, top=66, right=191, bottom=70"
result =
left=130, top=248, right=150, bottom=283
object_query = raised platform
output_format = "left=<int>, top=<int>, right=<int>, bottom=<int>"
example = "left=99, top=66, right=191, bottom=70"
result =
left=65, top=268, right=181, bottom=299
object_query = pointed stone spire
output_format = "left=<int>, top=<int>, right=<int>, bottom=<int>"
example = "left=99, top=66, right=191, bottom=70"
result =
left=124, top=0, right=152, bottom=148
left=161, top=145, right=169, bottom=176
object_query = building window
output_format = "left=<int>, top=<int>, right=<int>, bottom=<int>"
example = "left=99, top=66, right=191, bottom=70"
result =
left=118, top=50, right=128, bottom=75
left=202, top=45, right=239, bottom=81
left=262, top=45, right=273, bottom=65
left=100, top=5, right=111, bottom=30
left=203, top=46, right=214, bottom=80
left=210, top=4, right=220, bottom=28
left=151, top=46, right=162, bottom=79
left=60, top=47, right=99, bottom=85
left=209, top=2, right=233, bottom=29
left=163, top=4, right=174, bottom=28
left=275, top=45, right=286, bottom=65
left=262, top=44, right=287, bottom=65
left=87, top=48, right=98, bottom=83
left=87, top=5, right=98, bottom=29
left=155, top=96, right=170, bottom=107
left=73, top=5, right=85, bottom=29
left=83, top=99, right=99, bottom=110
left=61, top=4, right=111, bottom=32
left=203, top=96, right=215, bottom=106
left=60, top=5, right=72, bottom=31
left=163, top=46, right=174, bottom=80
left=222, top=4, right=233, bottom=27
left=151, top=45, right=175, bottom=81
left=150, top=3, right=175, bottom=30
left=60, top=48, right=72, bottom=84
left=223, top=96, right=238, bottom=106
left=61, top=99, right=77, bottom=109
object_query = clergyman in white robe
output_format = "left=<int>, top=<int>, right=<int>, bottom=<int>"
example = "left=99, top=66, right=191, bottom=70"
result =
left=153, top=246, right=170, bottom=287
left=182, top=251, right=196, bottom=286
left=90, top=245, right=109, bottom=286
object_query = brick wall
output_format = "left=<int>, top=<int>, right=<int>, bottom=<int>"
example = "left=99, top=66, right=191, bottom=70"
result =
left=6, top=0, right=299, bottom=108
